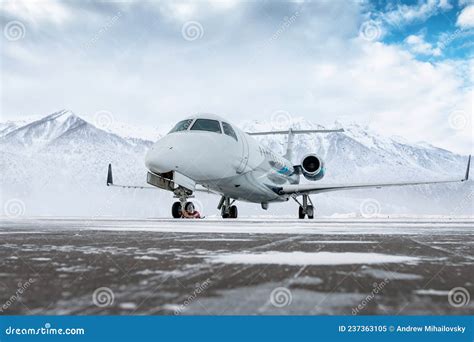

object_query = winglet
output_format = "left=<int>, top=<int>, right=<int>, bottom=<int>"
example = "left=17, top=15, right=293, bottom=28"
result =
left=464, top=155, right=471, bottom=181
left=107, top=163, right=113, bottom=186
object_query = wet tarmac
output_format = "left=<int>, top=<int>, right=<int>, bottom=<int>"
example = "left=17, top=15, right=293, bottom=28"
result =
left=0, top=218, right=473, bottom=315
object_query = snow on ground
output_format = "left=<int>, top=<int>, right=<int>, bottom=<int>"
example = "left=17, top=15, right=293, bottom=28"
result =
left=0, top=217, right=472, bottom=315
left=301, top=240, right=378, bottom=244
left=206, top=251, right=420, bottom=266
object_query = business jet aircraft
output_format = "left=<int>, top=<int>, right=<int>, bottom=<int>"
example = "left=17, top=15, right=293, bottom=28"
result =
left=107, top=113, right=471, bottom=219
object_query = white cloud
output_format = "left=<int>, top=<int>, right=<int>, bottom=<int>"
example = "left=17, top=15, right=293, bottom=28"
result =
left=0, top=0, right=71, bottom=25
left=382, top=0, right=452, bottom=27
left=456, top=5, right=474, bottom=28
left=404, top=34, right=442, bottom=56
left=0, top=1, right=471, bottom=154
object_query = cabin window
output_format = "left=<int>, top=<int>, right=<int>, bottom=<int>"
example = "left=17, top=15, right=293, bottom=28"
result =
left=190, top=119, right=222, bottom=133
left=169, top=119, right=193, bottom=133
left=222, top=122, right=238, bottom=141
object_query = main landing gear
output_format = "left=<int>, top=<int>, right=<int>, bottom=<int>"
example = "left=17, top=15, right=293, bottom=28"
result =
left=217, top=196, right=238, bottom=219
left=294, top=194, right=314, bottom=219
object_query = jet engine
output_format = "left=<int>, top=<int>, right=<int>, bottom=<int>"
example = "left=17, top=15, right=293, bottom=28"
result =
left=300, top=154, right=325, bottom=181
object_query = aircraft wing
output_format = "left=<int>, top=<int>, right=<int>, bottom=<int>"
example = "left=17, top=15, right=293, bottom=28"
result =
left=278, top=155, right=471, bottom=195
left=106, top=164, right=218, bottom=194
left=108, top=183, right=216, bottom=193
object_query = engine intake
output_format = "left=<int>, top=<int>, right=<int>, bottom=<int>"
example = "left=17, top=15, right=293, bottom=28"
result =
left=300, top=154, right=325, bottom=181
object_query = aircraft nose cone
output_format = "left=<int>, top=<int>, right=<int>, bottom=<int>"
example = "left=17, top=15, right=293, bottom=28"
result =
left=145, top=137, right=177, bottom=173
left=145, top=132, right=231, bottom=180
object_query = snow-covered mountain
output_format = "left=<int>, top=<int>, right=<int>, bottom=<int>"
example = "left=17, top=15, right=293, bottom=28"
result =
left=244, top=117, right=465, bottom=181
left=0, top=110, right=472, bottom=217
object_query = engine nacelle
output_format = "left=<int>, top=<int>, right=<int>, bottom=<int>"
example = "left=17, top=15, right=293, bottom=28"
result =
left=300, top=154, right=325, bottom=181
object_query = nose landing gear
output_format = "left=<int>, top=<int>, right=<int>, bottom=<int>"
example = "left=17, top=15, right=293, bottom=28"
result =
left=171, top=187, right=199, bottom=219
left=218, top=196, right=238, bottom=219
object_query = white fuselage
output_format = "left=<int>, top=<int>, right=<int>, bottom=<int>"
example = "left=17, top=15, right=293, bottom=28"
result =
left=145, top=115, right=300, bottom=203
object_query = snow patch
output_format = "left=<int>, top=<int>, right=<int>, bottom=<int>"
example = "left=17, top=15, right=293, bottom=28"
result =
left=207, top=251, right=419, bottom=266
left=302, top=240, right=378, bottom=244
left=414, top=289, right=450, bottom=296
left=134, top=256, right=159, bottom=261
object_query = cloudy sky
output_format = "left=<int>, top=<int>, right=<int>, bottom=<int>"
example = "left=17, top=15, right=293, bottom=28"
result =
left=0, top=0, right=472, bottom=153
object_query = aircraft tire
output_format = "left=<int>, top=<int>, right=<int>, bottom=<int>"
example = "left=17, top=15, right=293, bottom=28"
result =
left=172, top=202, right=182, bottom=218
left=221, top=207, right=229, bottom=219
left=229, top=205, right=238, bottom=219
left=298, top=206, right=305, bottom=219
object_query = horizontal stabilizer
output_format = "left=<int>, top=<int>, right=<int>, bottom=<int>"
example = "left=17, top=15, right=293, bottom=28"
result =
left=247, top=129, right=344, bottom=136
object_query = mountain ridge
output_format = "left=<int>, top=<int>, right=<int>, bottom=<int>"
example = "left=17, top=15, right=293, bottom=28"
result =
left=0, top=110, right=471, bottom=217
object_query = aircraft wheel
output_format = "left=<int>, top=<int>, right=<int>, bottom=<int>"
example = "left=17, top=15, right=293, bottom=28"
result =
left=298, top=206, right=305, bottom=219
left=184, top=202, right=194, bottom=212
left=307, top=206, right=314, bottom=219
left=229, top=205, right=238, bottom=219
left=221, top=207, right=230, bottom=219
left=172, top=202, right=182, bottom=218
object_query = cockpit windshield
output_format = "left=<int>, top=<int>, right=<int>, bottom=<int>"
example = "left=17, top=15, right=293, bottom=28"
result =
left=168, top=118, right=225, bottom=135
left=169, top=119, right=193, bottom=134
left=190, top=119, right=222, bottom=133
